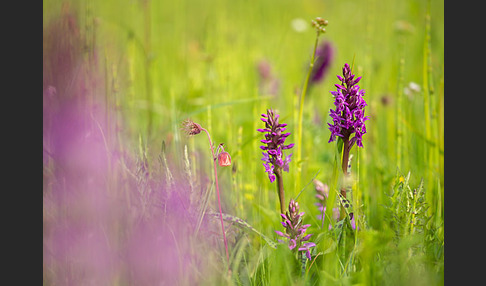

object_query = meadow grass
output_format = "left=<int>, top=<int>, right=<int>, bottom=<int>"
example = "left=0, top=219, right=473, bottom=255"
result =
left=43, top=0, right=444, bottom=285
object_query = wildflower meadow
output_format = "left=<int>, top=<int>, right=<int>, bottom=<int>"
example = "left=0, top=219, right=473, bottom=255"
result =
left=43, top=0, right=444, bottom=285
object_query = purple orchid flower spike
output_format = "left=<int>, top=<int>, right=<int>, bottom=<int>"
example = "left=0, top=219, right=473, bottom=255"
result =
left=258, top=109, right=294, bottom=214
left=328, top=63, right=369, bottom=220
left=276, top=199, right=316, bottom=261
left=258, top=109, right=294, bottom=182
left=328, top=63, right=369, bottom=148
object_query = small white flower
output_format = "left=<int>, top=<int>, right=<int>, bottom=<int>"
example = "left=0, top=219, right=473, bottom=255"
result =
left=408, top=82, right=421, bottom=93
left=404, top=82, right=421, bottom=99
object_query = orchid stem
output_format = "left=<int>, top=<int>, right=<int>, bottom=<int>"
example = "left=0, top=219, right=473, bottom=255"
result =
left=340, top=138, right=350, bottom=220
left=274, top=169, right=286, bottom=215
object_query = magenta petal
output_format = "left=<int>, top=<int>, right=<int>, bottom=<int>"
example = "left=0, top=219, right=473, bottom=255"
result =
left=275, top=230, right=286, bottom=237
left=335, top=84, right=346, bottom=90
left=306, top=251, right=312, bottom=260
left=286, top=220, right=292, bottom=228
left=288, top=239, right=296, bottom=250
left=284, top=143, right=295, bottom=149
left=302, top=234, right=313, bottom=241
left=269, top=174, right=276, bottom=183
left=305, top=242, right=316, bottom=248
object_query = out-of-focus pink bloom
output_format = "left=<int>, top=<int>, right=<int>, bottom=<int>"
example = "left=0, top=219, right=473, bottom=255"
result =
left=43, top=7, right=220, bottom=285
left=257, top=59, right=280, bottom=96
left=218, top=151, right=231, bottom=167
left=309, top=41, right=334, bottom=85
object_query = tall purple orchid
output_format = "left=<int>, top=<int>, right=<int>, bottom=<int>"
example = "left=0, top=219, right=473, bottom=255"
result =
left=258, top=109, right=294, bottom=214
left=328, top=63, right=369, bottom=149
left=328, top=63, right=368, bottom=219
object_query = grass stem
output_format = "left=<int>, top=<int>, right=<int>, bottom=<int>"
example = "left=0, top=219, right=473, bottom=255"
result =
left=296, top=31, right=320, bottom=193
left=201, top=128, right=230, bottom=265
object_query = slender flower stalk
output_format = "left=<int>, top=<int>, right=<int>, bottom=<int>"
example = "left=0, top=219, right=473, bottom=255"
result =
left=296, top=17, right=329, bottom=196
left=328, top=63, right=369, bottom=219
left=258, top=109, right=294, bottom=214
left=182, top=119, right=230, bottom=264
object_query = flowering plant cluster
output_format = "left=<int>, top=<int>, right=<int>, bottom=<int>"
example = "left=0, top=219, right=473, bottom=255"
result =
left=328, top=63, right=369, bottom=148
left=275, top=199, right=315, bottom=260
left=258, top=109, right=294, bottom=183
left=181, top=119, right=231, bottom=263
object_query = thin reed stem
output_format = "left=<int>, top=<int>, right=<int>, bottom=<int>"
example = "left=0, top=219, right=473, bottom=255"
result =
left=296, top=31, right=320, bottom=192
left=201, top=128, right=230, bottom=264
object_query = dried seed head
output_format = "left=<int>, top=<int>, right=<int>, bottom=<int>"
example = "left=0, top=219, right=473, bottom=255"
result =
left=312, top=17, right=329, bottom=33
left=182, top=119, right=203, bottom=136
left=319, top=19, right=328, bottom=26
